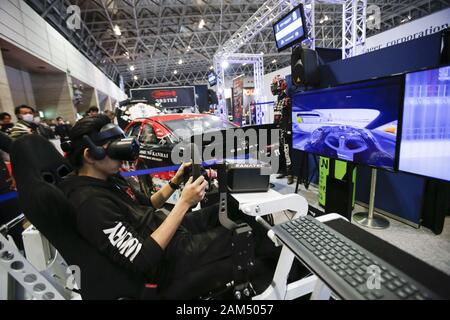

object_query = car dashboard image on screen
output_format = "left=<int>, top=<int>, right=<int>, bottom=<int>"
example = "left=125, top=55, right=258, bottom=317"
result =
left=398, top=65, right=450, bottom=182
left=292, top=76, right=404, bottom=170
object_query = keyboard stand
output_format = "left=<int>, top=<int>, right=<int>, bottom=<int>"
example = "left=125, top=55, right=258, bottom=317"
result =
left=230, top=188, right=344, bottom=300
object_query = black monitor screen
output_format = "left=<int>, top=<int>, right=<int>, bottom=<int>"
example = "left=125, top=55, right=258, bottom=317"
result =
left=208, top=71, right=217, bottom=86
left=292, top=76, right=405, bottom=170
left=273, top=4, right=308, bottom=52
left=398, top=65, right=450, bottom=182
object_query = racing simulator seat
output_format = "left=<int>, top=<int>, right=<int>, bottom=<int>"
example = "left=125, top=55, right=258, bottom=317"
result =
left=9, top=134, right=236, bottom=300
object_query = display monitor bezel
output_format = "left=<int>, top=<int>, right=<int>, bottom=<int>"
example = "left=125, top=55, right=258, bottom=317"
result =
left=272, top=4, right=308, bottom=52
left=291, top=73, right=406, bottom=172
left=397, top=63, right=450, bottom=182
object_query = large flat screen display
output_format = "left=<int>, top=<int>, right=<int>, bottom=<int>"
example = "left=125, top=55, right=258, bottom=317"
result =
left=292, top=76, right=405, bottom=170
left=398, top=65, right=450, bottom=182
left=273, top=4, right=308, bottom=52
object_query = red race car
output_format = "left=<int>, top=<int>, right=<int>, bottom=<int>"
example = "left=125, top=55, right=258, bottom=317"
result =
left=123, top=113, right=238, bottom=199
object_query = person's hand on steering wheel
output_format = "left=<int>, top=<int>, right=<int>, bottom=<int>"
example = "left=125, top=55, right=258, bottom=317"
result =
left=173, top=162, right=192, bottom=185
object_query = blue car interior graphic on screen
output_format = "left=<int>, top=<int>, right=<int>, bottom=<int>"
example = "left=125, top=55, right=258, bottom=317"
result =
left=399, top=66, right=450, bottom=182
left=292, top=77, right=404, bottom=170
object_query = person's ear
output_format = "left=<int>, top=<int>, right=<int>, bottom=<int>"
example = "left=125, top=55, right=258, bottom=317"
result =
left=83, top=148, right=96, bottom=165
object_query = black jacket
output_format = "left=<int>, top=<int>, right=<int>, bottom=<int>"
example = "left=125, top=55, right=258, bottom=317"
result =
left=59, top=175, right=166, bottom=281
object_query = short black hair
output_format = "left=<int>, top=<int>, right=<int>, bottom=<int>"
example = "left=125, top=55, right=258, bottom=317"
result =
left=56, top=116, right=63, bottom=121
left=0, top=112, right=11, bottom=121
left=67, top=114, right=111, bottom=169
left=15, top=105, right=35, bottom=115
left=88, top=106, right=99, bottom=114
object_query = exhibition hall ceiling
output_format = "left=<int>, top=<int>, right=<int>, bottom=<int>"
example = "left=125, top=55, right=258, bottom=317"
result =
left=25, top=0, right=449, bottom=88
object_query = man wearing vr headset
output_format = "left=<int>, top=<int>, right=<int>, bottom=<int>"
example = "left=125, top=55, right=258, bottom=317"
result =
left=59, top=115, right=235, bottom=298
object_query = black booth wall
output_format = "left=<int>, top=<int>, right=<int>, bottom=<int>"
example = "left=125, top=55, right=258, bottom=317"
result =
left=291, top=32, right=443, bottom=226
left=194, top=85, right=209, bottom=112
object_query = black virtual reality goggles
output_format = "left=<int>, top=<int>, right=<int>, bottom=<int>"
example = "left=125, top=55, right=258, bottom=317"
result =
left=61, top=123, right=140, bottom=161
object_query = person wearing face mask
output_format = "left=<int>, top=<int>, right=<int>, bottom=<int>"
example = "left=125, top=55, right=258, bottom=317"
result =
left=9, top=105, right=53, bottom=140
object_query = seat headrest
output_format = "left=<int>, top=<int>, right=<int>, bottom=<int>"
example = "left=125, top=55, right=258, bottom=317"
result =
left=10, top=134, right=72, bottom=188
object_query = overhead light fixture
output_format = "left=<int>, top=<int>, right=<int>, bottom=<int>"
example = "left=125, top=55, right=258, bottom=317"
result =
left=173, top=70, right=178, bottom=74
left=178, top=59, right=183, bottom=65
left=324, top=15, right=329, bottom=22
left=271, top=59, right=277, bottom=64
left=242, top=63, right=247, bottom=66
left=187, top=46, right=191, bottom=52
left=222, top=61, right=229, bottom=69
left=260, top=52, right=264, bottom=55
left=198, top=19, right=205, bottom=29
left=134, top=75, right=138, bottom=80
left=113, top=25, right=121, bottom=36
left=129, top=65, right=135, bottom=71
left=401, top=15, right=411, bottom=23
left=209, top=65, right=214, bottom=70
left=368, top=15, right=375, bottom=21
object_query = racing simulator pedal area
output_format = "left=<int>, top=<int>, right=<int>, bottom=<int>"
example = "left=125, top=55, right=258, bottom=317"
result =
left=1, top=0, right=450, bottom=309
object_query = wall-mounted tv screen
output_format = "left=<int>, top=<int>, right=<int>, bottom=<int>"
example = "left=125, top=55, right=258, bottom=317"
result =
left=292, top=76, right=405, bottom=170
left=273, top=4, right=308, bottom=52
left=398, top=65, right=450, bottom=182
left=208, top=71, right=217, bottom=86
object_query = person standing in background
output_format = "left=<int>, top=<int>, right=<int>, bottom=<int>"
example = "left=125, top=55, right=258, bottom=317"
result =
left=0, top=112, right=14, bottom=134
left=54, top=116, right=72, bottom=141
left=87, top=106, right=99, bottom=117
left=9, top=105, right=53, bottom=140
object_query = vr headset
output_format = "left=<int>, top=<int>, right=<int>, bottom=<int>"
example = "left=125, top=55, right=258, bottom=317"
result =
left=61, top=123, right=140, bottom=161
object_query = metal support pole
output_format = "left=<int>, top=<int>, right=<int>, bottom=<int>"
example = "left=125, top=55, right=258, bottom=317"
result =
left=353, top=168, right=390, bottom=229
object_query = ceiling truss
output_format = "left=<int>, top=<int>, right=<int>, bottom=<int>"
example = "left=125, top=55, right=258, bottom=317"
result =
left=24, top=0, right=450, bottom=90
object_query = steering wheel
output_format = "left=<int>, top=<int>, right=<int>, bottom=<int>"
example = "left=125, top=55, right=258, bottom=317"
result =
left=324, top=126, right=369, bottom=161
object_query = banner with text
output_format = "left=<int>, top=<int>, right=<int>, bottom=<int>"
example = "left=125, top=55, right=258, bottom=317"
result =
left=363, top=8, right=450, bottom=54
left=131, top=86, right=196, bottom=109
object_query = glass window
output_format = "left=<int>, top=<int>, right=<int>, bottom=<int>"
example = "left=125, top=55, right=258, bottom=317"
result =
left=139, top=124, right=159, bottom=145
left=163, top=115, right=236, bottom=140
left=127, top=123, right=141, bottom=137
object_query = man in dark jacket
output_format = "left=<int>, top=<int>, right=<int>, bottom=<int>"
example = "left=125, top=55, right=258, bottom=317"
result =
left=9, top=105, right=53, bottom=140
left=54, top=116, right=72, bottom=141
left=59, top=115, right=236, bottom=298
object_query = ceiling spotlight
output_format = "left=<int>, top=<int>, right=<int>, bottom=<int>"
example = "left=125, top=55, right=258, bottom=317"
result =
left=198, top=19, right=205, bottom=29
left=222, top=61, right=229, bottom=69
left=242, top=63, right=247, bottom=66
left=260, top=52, right=264, bottom=55
left=133, top=75, right=138, bottom=80
left=209, top=66, right=214, bottom=70
left=113, top=25, right=122, bottom=36
left=178, top=59, right=183, bottom=65
left=271, top=59, right=277, bottom=64
left=129, top=65, right=135, bottom=71
left=324, top=15, right=329, bottom=22
left=187, top=46, right=191, bottom=52
left=173, top=70, right=178, bottom=74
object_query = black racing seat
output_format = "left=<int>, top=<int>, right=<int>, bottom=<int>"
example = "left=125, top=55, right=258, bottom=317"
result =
left=10, top=134, right=233, bottom=299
